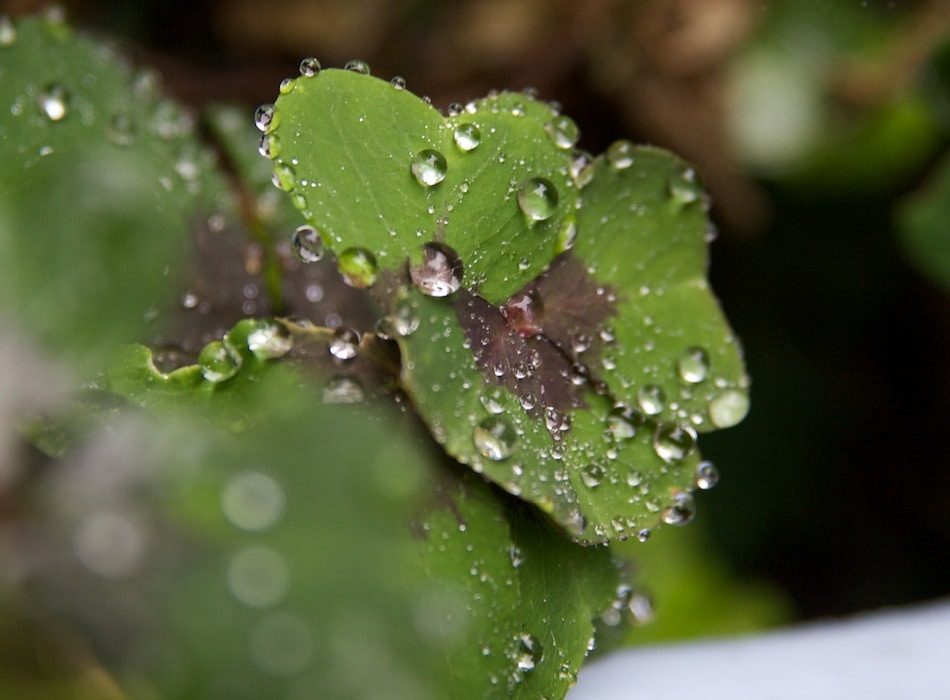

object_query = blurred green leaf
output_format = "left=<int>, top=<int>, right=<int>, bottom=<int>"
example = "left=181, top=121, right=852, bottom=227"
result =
left=897, top=149, right=950, bottom=291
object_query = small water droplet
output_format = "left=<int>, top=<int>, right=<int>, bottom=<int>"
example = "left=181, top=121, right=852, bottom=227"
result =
left=652, top=422, right=697, bottom=463
left=299, top=57, right=321, bottom=77
left=329, top=327, right=360, bottom=360
left=0, top=16, right=17, bottom=47
left=38, top=84, right=68, bottom=121
left=708, top=389, right=750, bottom=428
left=517, top=177, right=559, bottom=221
left=508, top=544, right=525, bottom=568
left=570, top=333, right=592, bottom=354
left=480, top=390, right=506, bottom=415
left=677, top=346, right=710, bottom=383
left=637, top=385, right=666, bottom=415
left=323, top=375, right=365, bottom=404
left=695, top=460, right=719, bottom=490
left=411, top=149, right=448, bottom=187
left=661, top=491, right=696, bottom=526
left=545, top=115, right=580, bottom=149
left=503, top=289, right=544, bottom=337
left=473, top=416, right=518, bottom=461
left=410, top=242, right=464, bottom=297
left=637, top=529, right=651, bottom=543
left=608, top=404, right=645, bottom=441
left=344, top=59, right=371, bottom=74
left=554, top=215, right=578, bottom=253
left=383, top=298, right=420, bottom=337
left=668, top=163, right=703, bottom=204
left=247, top=320, right=293, bottom=359
left=606, top=140, right=635, bottom=169
left=390, top=75, right=406, bottom=90
left=291, top=224, right=326, bottom=263
left=570, top=150, right=595, bottom=188
left=544, top=406, right=570, bottom=435
left=198, top=340, right=241, bottom=383
left=271, top=162, right=296, bottom=191
left=278, top=78, right=294, bottom=94
left=337, top=247, right=378, bottom=288
left=581, top=463, right=606, bottom=488
left=254, top=103, right=277, bottom=133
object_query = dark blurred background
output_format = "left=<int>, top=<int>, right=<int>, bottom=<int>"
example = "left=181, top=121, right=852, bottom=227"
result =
left=5, top=0, right=948, bottom=623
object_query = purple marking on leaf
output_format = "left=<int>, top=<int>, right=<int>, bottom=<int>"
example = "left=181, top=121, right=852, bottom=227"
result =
left=455, top=253, right=617, bottom=422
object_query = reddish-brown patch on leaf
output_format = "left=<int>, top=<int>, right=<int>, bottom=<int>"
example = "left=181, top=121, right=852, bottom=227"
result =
left=456, top=253, right=617, bottom=423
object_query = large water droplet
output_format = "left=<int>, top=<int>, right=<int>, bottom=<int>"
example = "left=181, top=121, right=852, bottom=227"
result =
left=344, top=59, right=371, bottom=74
left=410, top=242, right=464, bottom=297
left=652, top=422, right=697, bottom=463
left=708, top=389, right=750, bottom=428
left=517, top=177, right=559, bottom=221
left=390, top=76, right=406, bottom=90
left=512, top=633, right=543, bottom=673
left=228, top=546, right=291, bottom=608
left=198, top=340, right=241, bottom=383
left=661, top=491, right=696, bottom=526
left=411, top=149, right=448, bottom=187
left=606, top=140, right=635, bottom=170
left=695, top=460, right=719, bottom=490
left=669, top=163, right=703, bottom=204
left=337, top=247, right=378, bottom=288
left=329, top=327, right=360, bottom=360
left=222, top=471, right=286, bottom=532
left=299, top=57, right=321, bottom=77
left=291, top=224, right=326, bottom=263
left=503, top=289, right=544, bottom=337
left=545, top=115, right=580, bottom=149
left=453, top=122, right=481, bottom=151
left=254, top=103, right=277, bottom=133
left=677, top=346, right=710, bottom=383
left=473, top=416, right=517, bottom=461
left=607, top=404, right=645, bottom=441
left=38, top=84, right=68, bottom=121
left=247, top=320, right=294, bottom=359
left=636, top=384, right=666, bottom=415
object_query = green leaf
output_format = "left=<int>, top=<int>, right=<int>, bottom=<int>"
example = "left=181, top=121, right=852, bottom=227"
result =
left=0, top=13, right=230, bottom=373
left=897, top=148, right=950, bottom=291
left=7, top=315, right=620, bottom=699
left=391, top=146, right=747, bottom=544
left=267, top=67, right=579, bottom=303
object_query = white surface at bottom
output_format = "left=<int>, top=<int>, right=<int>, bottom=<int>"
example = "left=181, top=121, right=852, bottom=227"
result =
left=570, top=598, right=950, bottom=700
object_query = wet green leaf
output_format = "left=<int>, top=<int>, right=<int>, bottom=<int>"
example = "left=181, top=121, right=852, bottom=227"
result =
left=267, top=68, right=578, bottom=304
left=0, top=13, right=230, bottom=373
left=393, top=147, right=747, bottom=544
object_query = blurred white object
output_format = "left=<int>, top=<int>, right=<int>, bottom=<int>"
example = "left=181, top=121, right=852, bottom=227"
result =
left=572, top=598, right=950, bottom=699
